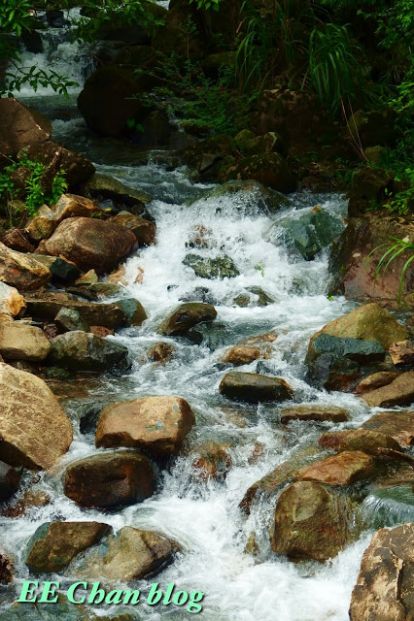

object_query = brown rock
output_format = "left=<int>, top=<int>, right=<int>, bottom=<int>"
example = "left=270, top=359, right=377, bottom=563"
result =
left=0, top=460, right=21, bottom=501
left=361, top=371, right=414, bottom=407
left=272, top=480, right=355, bottom=561
left=26, top=195, right=99, bottom=242
left=21, top=141, right=95, bottom=188
left=221, top=331, right=277, bottom=366
left=0, top=319, right=51, bottom=361
left=280, top=404, right=349, bottom=425
left=96, top=396, right=195, bottom=456
left=2, top=229, right=35, bottom=253
left=389, top=340, right=414, bottom=366
left=219, top=371, right=293, bottom=403
left=110, top=212, right=156, bottom=246
left=350, top=523, right=414, bottom=621
left=0, top=363, right=73, bottom=469
left=26, top=521, right=111, bottom=573
left=362, top=410, right=414, bottom=447
left=1, top=489, right=50, bottom=518
left=0, top=552, right=13, bottom=585
left=355, top=371, right=400, bottom=394
left=39, top=217, right=136, bottom=273
left=63, top=451, right=155, bottom=508
left=296, top=451, right=376, bottom=486
left=147, top=342, right=175, bottom=363
left=319, top=429, right=402, bottom=454
left=89, top=325, right=114, bottom=338
left=0, top=99, right=51, bottom=160
left=192, top=442, right=232, bottom=481
left=0, top=283, right=26, bottom=317
left=160, top=302, right=217, bottom=336
left=0, top=242, right=50, bottom=290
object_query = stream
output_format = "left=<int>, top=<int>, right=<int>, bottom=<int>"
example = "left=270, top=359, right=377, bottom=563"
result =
left=2, top=11, right=411, bottom=621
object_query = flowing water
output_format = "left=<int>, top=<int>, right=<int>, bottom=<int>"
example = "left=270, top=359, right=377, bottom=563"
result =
left=3, top=15, right=412, bottom=621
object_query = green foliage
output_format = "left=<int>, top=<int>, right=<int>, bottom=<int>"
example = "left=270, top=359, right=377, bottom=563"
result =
left=0, top=155, right=67, bottom=219
left=189, top=0, right=222, bottom=10
left=308, top=23, right=362, bottom=113
left=143, top=58, right=253, bottom=135
left=376, top=236, right=414, bottom=296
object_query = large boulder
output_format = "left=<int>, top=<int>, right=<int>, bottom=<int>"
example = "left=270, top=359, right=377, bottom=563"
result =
left=219, top=371, right=293, bottom=403
left=280, top=404, right=349, bottom=425
left=110, top=212, right=156, bottom=246
left=0, top=242, right=50, bottom=291
left=350, top=523, right=414, bottom=621
left=25, top=521, right=111, bottom=574
left=267, top=206, right=344, bottom=261
left=82, top=173, right=151, bottom=213
left=0, top=99, right=51, bottom=162
left=296, top=451, right=376, bottom=486
left=48, top=331, right=129, bottom=373
left=78, top=66, right=144, bottom=137
left=74, top=527, right=176, bottom=581
left=331, top=215, right=414, bottom=303
left=38, top=217, right=137, bottom=273
left=360, top=371, right=414, bottom=408
left=0, top=363, right=73, bottom=469
left=196, top=179, right=290, bottom=216
left=21, top=142, right=95, bottom=189
left=160, top=302, right=217, bottom=336
left=362, top=410, right=414, bottom=447
left=63, top=451, right=155, bottom=508
left=0, top=318, right=51, bottom=361
left=25, top=292, right=147, bottom=330
left=271, top=480, right=356, bottom=562
left=96, top=396, right=195, bottom=456
left=26, top=194, right=98, bottom=241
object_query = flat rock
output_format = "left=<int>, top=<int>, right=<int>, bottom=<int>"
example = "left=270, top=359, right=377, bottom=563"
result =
left=0, top=242, right=50, bottom=291
left=49, top=331, right=129, bottom=373
left=355, top=371, right=400, bottom=394
left=219, top=371, right=293, bottom=403
left=96, top=396, right=195, bottom=456
left=280, top=404, right=349, bottom=424
left=296, top=451, right=376, bottom=486
left=0, top=320, right=51, bottom=361
left=362, top=410, right=414, bottom=447
left=63, top=451, right=155, bottom=508
left=350, top=523, right=414, bottom=621
left=0, top=363, right=73, bottom=469
left=26, top=521, right=111, bottom=573
left=319, top=429, right=402, bottom=454
left=361, top=372, right=414, bottom=407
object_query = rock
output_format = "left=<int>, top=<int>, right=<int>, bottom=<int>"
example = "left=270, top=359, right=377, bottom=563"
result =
left=245, top=286, right=275, bottom=306
left=0, top=597, right=95, bottom=620
left=0, top=283, right=25, bottom=317
left=192, top=442, right=232, bottom=481
left=196, top=179, right=289, bottom=216
left=74, top=527, right=176, bottom=581
left=49, top=331, right=129, bottom=373
left=361, top=372, right=414, bottom=408
left=272, top=480, right=355, bottom=562
left=389, top=340, right=414, bottom=366
left=348, top=167, right=394, bottom=216
left=55, top=307, right=89, bottom=332
left=296, top=451, right=376, bottom=486
left=350, top=523, right=414, bottom=621
left=27, top=195, right=98, bottom=243
left=96, top=396, right=195, bottom=456
left=31, top=254, right=81, bottom=284
left=160, top=302, right=217, bottom=336
left=1, top=489, right=50, bottom=518
left=25, top=292, right=147, bottom=330
left=110, top=212, right=156, bottom=246
left=267, top=206, right=344, bottom=260
left=331, top=215, right=414, bottom=302
left=0, top=99, right=51, bottom=161
left=183, top=254, right=240, bottom=279
left=0, top=319, right=51, bottom=361
left=362, top=410, right=414, bottom=447
left=0, top=363, right=72, bottom=469
left=319, top=429, right=402, bottom=454
left=0, top=242, right=51, bottom=290
left=306, top=303, right=406, bottom=389
left=39, top=217, right=137, bottom=273
left=234, top=152, right=297, bottom=193
left=0, top=461, right=21, bottom=501
left=25, top=521, right=111, bottom=573
left=219, top=371, right=293, bottom=403
left=147, top=342, right=175, bottom=363
left=75, top=270, right=98, bottom=286
left=82, top=173, right=151, bottom=213
left=63, top=451, right=155, bottom=508
left=21, top=142, right=95, bottom=189
left=221, top=331, right=277, bottom=366
left=2, top=228, right=35, bottom=253
left=235, top=129, right=286, bottom=157
left=78, top=66, right=144, bottom=137
left=355, top=371, right=400, bottom=394
left=0, top=552, right=13, bottom=585
left=280, top=404, right=349, bottom=424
